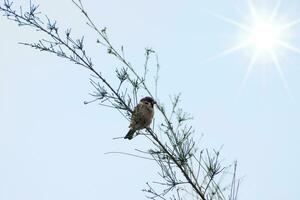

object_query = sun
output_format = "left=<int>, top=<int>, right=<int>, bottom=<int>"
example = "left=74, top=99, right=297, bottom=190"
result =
left=248, top=20, right=281, bottom=51
left=211, top=0, right=300, bottom=92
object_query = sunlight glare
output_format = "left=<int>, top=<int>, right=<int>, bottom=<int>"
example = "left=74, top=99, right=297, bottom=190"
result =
left=248, top=20, right=281, bottom=51
left=211, top=0, right=300, bottom=93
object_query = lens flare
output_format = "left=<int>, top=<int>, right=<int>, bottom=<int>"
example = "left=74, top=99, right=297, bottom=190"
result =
left=211, top=0, right=300, bottom=93
left=248, top=21, right=281, bottom=51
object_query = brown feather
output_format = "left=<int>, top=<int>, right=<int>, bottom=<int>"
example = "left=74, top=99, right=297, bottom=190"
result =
left=124, top=100, right=154, bottom=140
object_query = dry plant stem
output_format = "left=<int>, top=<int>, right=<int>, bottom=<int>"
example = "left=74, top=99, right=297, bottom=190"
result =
left=71, top=2, right=206, bottom=198
left=1, top=3, right=203, bottom=198
left=72, top=0, right=154, bottom=96
left=0, top=3, right=131, bottom=114
left=0, top=1, right=239, bottom=200
left=147, top=128, right=205, bottom=200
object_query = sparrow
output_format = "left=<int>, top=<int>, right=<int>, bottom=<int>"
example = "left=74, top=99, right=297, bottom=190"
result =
left=124, top=96, right=156, bottom=140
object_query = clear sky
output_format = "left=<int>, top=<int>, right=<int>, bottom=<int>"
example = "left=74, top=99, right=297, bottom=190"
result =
left=1, top=0, right=300, bottom=200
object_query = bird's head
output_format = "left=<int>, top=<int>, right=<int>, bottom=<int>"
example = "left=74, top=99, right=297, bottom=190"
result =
left=140, top=96, right=156, bottom=107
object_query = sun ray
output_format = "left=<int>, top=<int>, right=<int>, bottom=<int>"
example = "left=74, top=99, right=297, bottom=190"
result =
left=270, top=0, right=281, bottom=22
left=211, top=13, right=250, bottom=31
left=205, top=41, right=251, bottom=63
left=279, top=18, right=300, bottom=31
left=247, top=0, right=258, bottom=21
left=215, top=41, right=251, bottom=57
left=278, top=41, right=300, bottom=54
left=239, top=52, right=258, bottom=90
left=270, top=50, right=291, bottom=96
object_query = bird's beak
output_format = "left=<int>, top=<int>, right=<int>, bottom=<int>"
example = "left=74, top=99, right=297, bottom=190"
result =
left=153, top=101, right=157, bottom=105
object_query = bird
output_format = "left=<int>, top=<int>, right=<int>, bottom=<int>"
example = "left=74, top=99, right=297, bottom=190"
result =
left=124, top=96, right=156, bottom=140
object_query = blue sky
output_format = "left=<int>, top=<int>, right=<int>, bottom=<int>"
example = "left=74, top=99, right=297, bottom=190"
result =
left=1, top=0, right=300, bottom=200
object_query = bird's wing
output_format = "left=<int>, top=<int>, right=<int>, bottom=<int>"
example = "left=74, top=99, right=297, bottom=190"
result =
left=129, top=103, right=143, bottom=128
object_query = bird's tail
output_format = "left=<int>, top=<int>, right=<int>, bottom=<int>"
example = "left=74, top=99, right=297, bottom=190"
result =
left=124, top=128, right=136, bottom=140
